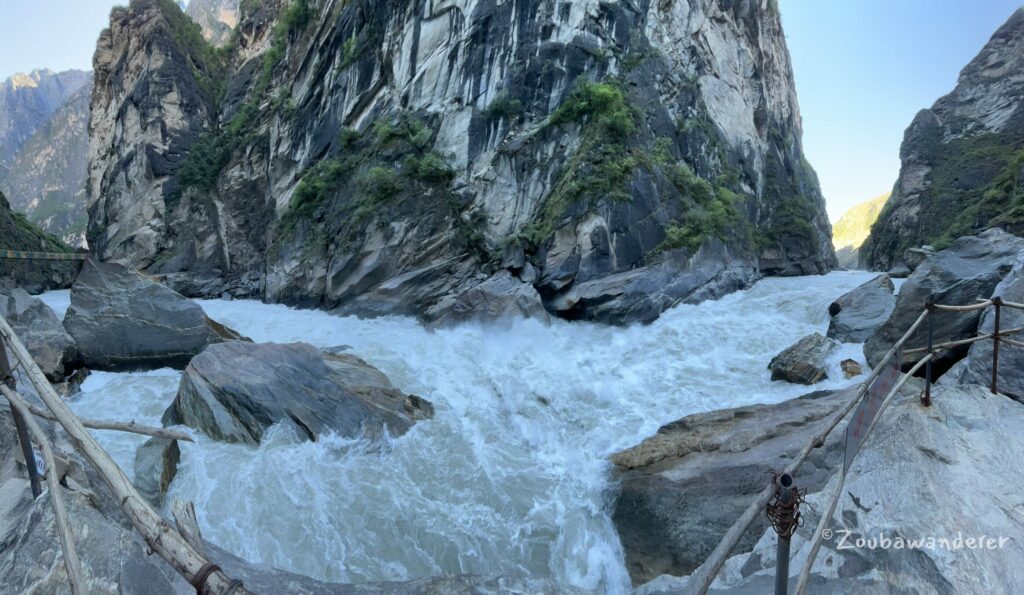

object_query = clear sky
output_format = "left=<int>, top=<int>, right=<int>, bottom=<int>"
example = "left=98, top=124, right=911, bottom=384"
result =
left=779, top=0, right=1024, bottom=222
left=0, top=2, right=130, bottom=78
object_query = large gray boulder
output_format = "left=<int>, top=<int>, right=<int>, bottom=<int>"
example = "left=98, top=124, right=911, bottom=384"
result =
left=163, top=342, right=434, bottom=445
left=865, top=229, right=1024, bottom=370
left=611, top=387, right=853, bottom=585
left=646, top=381, right=1024, bottom=594
left=827, top=274, right=896, bottom=343
left=768, top=333, right=838, bottom=384
left=0, top=288, right=77, bottom=380
left=63, top=259, right=244, bottom=371
left=958, top=251, right=1024, bottom=399
left=425, top=270, right=550, bottom=324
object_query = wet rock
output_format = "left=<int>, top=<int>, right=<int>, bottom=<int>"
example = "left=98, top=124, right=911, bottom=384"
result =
left=133, top=437, right=180, bottom=507
left=611, top=388, right=853, bottom=585
left=0, top=288, right=77, bottom=380
left=864, top=229, right=1024, bottom=371
left=841, top=359, right=863, bottom=378
left=769, top=333, right=838, bottom=384
left=958, top=251, right=1024, bottom=399
left=827, top=274, right=896, bottom=343
left=164, top=342, right=433, bottom=445
left=425, top=270, right=550, bottom=324
left=63, top=259, right=244, bottom=371
left=888, top=265, right=912, bottom=279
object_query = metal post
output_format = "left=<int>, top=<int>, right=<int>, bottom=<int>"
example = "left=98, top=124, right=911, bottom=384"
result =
left=0, top=335, right=42, bottom=498
left=992, top=297, right=1002, bottom=395
left=922, top=300, right=935, bottom=407
left=772, top=473, right=797, bottom=595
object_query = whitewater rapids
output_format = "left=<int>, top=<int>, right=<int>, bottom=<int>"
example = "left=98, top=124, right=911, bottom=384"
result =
left=40, top=271, right=877, bottom=592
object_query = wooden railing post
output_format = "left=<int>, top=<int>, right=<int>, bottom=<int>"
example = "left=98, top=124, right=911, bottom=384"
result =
left=0, top=334, right=42, bottom=498
left=923, top=300, right=935, bottom=407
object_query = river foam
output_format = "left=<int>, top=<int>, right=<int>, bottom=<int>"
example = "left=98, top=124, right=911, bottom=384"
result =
left=41, top=271, right=876, bottom=592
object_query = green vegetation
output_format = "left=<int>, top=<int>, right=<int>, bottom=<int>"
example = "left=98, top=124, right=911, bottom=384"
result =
left=339, top=35, right=362, bottom=70
left=549, top=80, right=635, bottom=138
left=655, top=163, right=742, bottom=253
left=483, top=93, right=524, bottom=121
left=156, top=0, right=229, bottom=106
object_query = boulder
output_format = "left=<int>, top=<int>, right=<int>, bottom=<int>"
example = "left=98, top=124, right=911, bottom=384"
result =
left=133, top=437, right=179, bottom=507
left=864, top=229, right=1024, bottom=371
left=841, top=359, right=863, bottom=378
left=163, top=342, right=434, bottom=445
left=826, top=274, right=896, bottom=343
left=425, top=270, right=550, bottom=324
left=63, top=259, right=244, bottom=371
left=648, top=381, right=1024, bottom=594
left=611, top=387, right=853, bottom=585
left=768, top=333, right=838, bottom=384
left=0, top=288, right=77, bottom=380
left=903, top=245, right=936, bottom=271
left=959, top=251, right=1024, bottom=399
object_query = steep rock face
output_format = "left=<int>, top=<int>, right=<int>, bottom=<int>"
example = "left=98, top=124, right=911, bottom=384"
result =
left=0, top=68, right=90, bottom=182
left=832, top=192, right=888, bottom=269
left=88, top=0, right=835, bottom=324
left=186, top=0, right=240, bottom=46
left=0, top=82, right=92, bottom=247
left=863, top=8, right=1024, bottom=270
left=0, top=191, right=77, bottom=291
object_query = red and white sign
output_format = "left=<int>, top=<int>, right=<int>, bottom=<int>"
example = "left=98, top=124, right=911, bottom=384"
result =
left=844, top=348, right=902, bottom=472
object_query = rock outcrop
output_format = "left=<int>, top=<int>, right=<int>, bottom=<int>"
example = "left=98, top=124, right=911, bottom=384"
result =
left=863, top=7, right=1024, bottom=270
left=611, top=387, right=853, bottom=585
left=63, top=259, right=243, bottom=370
left=832, top=192, right=889, bottom=269
left=864, top=229, right=1024, bottom=372
left=163, top=341, right=434, bottom=444
left=827, top=274, right=896, bottom=343
left=768, top=333, right=838, bottom=384
left=0, top=288, right=77, bottom=380
left=641, top=381, right=1024, bottom=594
left=87, top=0, right=835, bottom=324
left=133, top=437, right=180, bottom=507
left=957, top=250, right=1024, bottom=399
left=0, top=190, right=77, bottom=292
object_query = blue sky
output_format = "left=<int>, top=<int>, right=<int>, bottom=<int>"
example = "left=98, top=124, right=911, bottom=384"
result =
left=0, top=1, right=1021, bottom=222
left=779, top=0, right=1023, bottom=221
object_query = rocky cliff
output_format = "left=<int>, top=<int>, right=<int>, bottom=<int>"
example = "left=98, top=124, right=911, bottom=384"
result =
left=0, top=69, right=90, bottom=183
left=87, top=0, right=836, bottom=324
left=0, top=191, right=77, bottom=291
left=863, top=7, right=1024, bottom=270
left=832, top=192, right=888, bottom=269
left=185, top=0, right=240, bottom=46
left=0, top=83, right=91, bottom=247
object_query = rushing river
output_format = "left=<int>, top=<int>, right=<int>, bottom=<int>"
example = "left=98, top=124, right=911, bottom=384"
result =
left=39, top=271, right=877, bottom=592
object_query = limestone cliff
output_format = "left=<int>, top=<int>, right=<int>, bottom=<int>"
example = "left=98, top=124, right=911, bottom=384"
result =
left=87, top=0, right=836, bottom=324
left=832, top=192, right=888, bottom=269
left=864, top=7, right=1024, bottom=270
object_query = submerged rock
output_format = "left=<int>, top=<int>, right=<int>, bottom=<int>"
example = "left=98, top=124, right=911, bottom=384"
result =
left=133, top=437, right=179, bottom=507
left=768, top=333, right=838, bottom=384
left=864, top=229, right=1024, bottom=371
left=827, top=274, right=896, bottom=343
left=611, top=387, right=853, bottom=585
left=164, top=342, right=433, bottom=445
left=0, top=288, right=77, bottom=380
left=63, top=259, right=244, bottom=371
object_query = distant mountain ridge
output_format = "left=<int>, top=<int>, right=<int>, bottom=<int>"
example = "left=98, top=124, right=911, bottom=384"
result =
left=185, top=0, right=239, bottom=46
left=832, top=193, right=889, bottom=269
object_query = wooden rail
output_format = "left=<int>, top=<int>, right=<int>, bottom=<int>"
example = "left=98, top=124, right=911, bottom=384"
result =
left=0, top=250, right=87, bottom=261
left=0, top=315, right=249, bottom=594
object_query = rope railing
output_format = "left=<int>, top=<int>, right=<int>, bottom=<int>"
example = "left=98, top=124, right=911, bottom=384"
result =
left=0, top=314, right=249, bottom=594
left=0, top=250, right=87, bottom=261
left=686, top=292, right=1021, bottom=595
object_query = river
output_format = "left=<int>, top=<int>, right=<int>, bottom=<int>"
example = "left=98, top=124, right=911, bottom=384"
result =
left=39, top=270, right=877, bottom=592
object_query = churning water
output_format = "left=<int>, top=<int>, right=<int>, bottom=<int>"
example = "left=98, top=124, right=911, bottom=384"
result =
left=40, top=271, right=876, bottom=592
